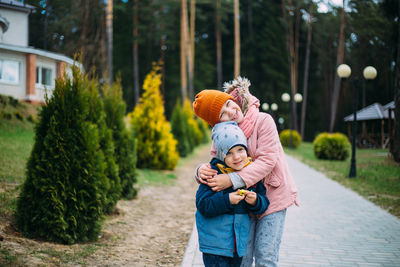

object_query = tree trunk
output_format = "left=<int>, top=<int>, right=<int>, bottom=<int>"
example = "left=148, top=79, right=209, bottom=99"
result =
left=133, top=0, right=140, bottom=105
left=216, top=0, right=223, bottom=89
left=180, top=0, right=188, bottom=102
left=300, top=1, right=313, bottom=139
left=189, top=0, right=196, bottom=97
left=106, top=0, right=113, bottom=83
left=287, top=0, right=299, bottom=131
left=80, top=0, right=89, bottom=60
left=293, top=3, right=300, bottom=131
left=281, top=0, right=291, bottom=87
left=390, top=1, right=400, bottom=162
left=185, top=0, right=194, bottom=100
left=329, top=1, right=346, bottom=132
left=234, top=0, right=240, bottom=78
left=183, top=0, right=193, bottom=100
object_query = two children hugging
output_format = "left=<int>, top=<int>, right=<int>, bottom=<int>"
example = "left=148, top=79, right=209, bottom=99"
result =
left=192, top=77, right=299, bottom=267
left=196, top=121, right=270, bottom=267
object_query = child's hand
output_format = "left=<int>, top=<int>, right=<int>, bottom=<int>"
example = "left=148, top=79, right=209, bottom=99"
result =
left=244, top=191, right=257, bottom=206
left=229, top=190, right=245, bottom=205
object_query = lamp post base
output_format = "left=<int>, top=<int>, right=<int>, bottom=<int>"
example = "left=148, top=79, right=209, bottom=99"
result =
left=349, top=160, right=356, bottom=178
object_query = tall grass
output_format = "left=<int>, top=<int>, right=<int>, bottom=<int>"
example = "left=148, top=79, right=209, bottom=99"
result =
left=285, top=142, right=400, bottom=217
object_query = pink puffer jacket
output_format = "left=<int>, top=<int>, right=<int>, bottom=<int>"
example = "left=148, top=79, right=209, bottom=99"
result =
left=210, top=78, right=299, bottom=218
left=211, top=112, right=299, bottom=218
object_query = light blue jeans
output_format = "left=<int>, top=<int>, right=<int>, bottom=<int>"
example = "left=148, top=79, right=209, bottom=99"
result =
left=240, top=209, right=287, bottom=267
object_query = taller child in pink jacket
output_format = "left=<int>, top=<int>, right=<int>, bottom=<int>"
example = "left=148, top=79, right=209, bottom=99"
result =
left=193, top=77, right=299, bottom=267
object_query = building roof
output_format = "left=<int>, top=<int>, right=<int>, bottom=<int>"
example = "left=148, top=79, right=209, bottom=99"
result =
left=0, top=43, right=81, bottom=68
left=344, top=102, right=395, bottom=122
left=0, top=0, right=36, bottom=13
left=383, top=101, right=395, bottom=110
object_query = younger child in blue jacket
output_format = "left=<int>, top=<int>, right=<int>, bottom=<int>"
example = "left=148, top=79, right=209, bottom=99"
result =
left=196, top=121, right=270, bottom=267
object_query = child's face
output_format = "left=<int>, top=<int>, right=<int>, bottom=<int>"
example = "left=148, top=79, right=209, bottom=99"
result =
left=225, top=145, right=248, bottom=170
left=219, top=100, right=244, bottom=124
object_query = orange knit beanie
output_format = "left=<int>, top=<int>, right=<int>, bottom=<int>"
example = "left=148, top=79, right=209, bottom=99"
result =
left=193, top=90, right=233, bottom=126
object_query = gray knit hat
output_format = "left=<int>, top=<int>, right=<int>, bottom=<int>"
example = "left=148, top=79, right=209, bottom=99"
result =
left=211, top=121, right=248, bottom=161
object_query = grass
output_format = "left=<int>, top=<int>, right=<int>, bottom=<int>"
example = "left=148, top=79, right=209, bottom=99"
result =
left=32, top=244, right=103, bottom=265
left=0, top=242, right=105, bottom=266
left=136, top=169, right=177, bottom=186
left=0, top=244, right=23, bottom=266
left=285, top=142, right=400, bottom=217
left=0, top=120, right=35, bottom=183
left=0, top=120, right=35, bottom=221
left=136, top=142, right=211, bottom=187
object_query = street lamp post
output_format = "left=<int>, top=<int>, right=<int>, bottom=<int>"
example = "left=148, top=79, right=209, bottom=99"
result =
left=337, top=64, right=377, bottom=178
left=278, top=117, right=285, bottom=132
left=281, top=93, right=302, bottom=148
left=281, top=92, right=291, bottom=146
left=271, top=103, right=278, bottom=126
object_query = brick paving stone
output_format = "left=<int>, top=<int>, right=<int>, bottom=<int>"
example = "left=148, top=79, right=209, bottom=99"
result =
left=181, top=155, right=400, bottom=267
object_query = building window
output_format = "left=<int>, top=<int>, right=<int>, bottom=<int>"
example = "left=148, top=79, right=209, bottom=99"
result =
left=36, top=66, right=53, bottom=87
left=0, top=59, right=20, bottom=84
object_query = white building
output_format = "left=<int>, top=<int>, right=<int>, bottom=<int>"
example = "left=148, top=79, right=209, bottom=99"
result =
left=0, top=0, right=76, bottom=103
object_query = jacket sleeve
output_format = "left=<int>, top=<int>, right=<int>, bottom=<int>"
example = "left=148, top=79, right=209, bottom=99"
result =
left=246, top=182, right=269, bottom=215
left=196, top=184, right=233, bottom=217
left=236, top=114, right=281, bottom=188
left=194, top=143, right=216, bottom=181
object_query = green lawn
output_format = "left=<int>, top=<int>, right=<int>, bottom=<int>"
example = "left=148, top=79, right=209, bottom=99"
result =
left=0, top=120, right=35, bottom=220
left=285, top=142, right=400, bottom=218
left=0, top=120, right=35, bottom=183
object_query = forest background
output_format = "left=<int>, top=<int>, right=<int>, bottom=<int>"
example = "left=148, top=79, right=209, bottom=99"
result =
left=25, top=0, right=398, bottom=142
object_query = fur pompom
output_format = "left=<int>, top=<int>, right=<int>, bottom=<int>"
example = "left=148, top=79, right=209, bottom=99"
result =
left=223, top=76, right=252, bottom=114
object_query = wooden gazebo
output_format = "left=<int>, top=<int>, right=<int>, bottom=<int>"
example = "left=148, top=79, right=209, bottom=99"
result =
left=344, top=101, right=395, bottom=149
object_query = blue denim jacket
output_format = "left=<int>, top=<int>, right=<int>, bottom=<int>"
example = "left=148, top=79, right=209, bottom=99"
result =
left=195, top=158, right=269, bottom=258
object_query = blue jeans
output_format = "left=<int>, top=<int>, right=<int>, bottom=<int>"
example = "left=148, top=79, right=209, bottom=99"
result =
left=240, top=209, right=287, bottom=267
left=203, top=252, right=242, bottom=267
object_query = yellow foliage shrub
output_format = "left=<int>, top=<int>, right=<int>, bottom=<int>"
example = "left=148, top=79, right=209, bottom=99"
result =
left=128, top=62, right=179, bottom=170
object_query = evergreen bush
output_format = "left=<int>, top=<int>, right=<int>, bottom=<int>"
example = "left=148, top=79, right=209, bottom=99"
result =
left=196, top=117, right=210, bottom=144
left=15, top=66, right=105, bottom=244
left=182, top=99, right=203, bottom=147
left=171, top=100, right=192, bottom=157
left=103, top=78, right=138, bottom=199
left=84, top=77, right=121, bottom=214
left=313, top=132, right=350, bottom=160
left=128, top=62, right=179, bottom=170
left=279, top=129, right=302, bottom=148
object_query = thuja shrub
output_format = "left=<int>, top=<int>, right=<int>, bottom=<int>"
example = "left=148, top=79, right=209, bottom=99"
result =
left=279, top=129, right=302, bottom=148
left=103, top=78, right=138, bottom=199
left=128, top=62, right=179, bottom=170
left=197, top=117, right=210, bottom=144
left=84, top=77, right=121, bottom=214
left=15, top=66, right=104, bottom=244
left=171, top=100, right=192, bottom=157
left=182, top=99, right=203, bottom=147
left=313, top=132, right=350, bottom=160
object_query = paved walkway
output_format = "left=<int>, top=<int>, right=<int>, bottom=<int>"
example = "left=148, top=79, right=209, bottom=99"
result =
left=181, top=155, right=400, bottom=267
